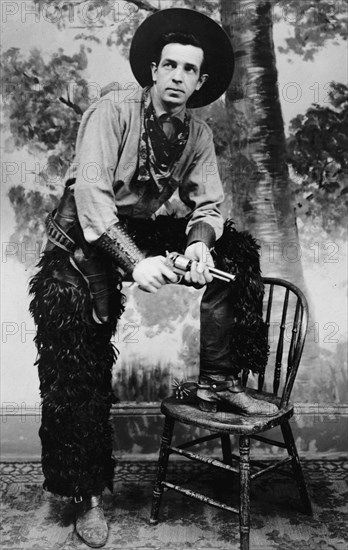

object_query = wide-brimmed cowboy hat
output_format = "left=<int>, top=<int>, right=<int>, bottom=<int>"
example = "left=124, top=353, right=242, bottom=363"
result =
left=129, top=8, right=234, bottom=108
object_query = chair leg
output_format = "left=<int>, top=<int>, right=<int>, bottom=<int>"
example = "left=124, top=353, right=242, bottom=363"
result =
left=239, top=435, right=251, bottom=550
left=221, top=434, right=232, bottom=465
left=150, top=415, right=175, bottom=524
left=281, top=419, right=313, bottom=515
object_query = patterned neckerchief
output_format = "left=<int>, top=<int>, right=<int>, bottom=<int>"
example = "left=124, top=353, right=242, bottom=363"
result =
left=138, top=87, right=190, bottom=187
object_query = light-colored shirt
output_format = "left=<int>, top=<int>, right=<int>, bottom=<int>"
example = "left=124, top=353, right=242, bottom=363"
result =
left=67, top=87, right=225, bottom=244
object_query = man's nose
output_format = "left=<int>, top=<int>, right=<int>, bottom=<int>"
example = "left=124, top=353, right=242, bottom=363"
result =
left=172, top=66, right=184, bottom=82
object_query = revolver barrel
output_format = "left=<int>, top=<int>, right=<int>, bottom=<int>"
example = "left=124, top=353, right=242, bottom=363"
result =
left=208, top=266, right=235, bottom=283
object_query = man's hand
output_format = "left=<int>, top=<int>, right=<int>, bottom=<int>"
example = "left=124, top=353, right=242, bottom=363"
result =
left=133, top=256, right=179, bottom=293
left=184, top=242, right=214, bottom=287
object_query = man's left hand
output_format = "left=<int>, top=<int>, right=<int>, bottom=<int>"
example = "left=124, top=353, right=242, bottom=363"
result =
left=184, top=242, right=214, bottom=287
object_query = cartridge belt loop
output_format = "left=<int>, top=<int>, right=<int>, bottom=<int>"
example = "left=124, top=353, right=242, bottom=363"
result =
left=45, top=212, right=76, bottom=254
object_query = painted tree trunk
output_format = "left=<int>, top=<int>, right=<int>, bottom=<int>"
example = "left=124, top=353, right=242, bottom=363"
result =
left=220, top=0, right=306, bottom=286
left=218, top=0, right=320, bottom=390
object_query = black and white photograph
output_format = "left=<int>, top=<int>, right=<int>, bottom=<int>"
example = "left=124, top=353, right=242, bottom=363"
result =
left=1, top=1, right=347, bottom=549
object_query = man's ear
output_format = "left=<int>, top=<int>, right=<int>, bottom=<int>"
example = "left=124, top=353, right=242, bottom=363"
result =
left=195, top=73, right=209, bottom=91
left=151, top=62, right=158, bottom=83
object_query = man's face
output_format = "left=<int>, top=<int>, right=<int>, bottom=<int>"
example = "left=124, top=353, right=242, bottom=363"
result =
left=151, top=43, right=208, bottom=108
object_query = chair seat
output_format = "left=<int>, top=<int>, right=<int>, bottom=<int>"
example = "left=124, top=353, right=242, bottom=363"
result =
left=161, top=391, right=294, bottom=435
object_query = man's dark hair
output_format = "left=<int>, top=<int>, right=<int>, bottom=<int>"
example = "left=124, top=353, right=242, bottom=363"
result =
left=152, top=32, right=207, bottom=75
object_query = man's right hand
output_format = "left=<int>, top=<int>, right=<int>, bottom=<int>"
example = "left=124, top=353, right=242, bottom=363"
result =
left=132, top=256, right=179, bottom=293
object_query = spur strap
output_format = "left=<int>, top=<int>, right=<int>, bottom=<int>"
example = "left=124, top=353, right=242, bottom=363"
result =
left=74, top=495, right=102, bottom=511
left=173, top=377, right=244, bottom=399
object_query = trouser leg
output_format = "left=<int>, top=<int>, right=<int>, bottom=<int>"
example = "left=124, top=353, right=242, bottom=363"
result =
left=198, top=221, right=278, bottom=416
left=200, top=279, right=238, bottom=376
left=29, top=250, right=124, bottom=498
left=200, top=220, right=268, bottom=378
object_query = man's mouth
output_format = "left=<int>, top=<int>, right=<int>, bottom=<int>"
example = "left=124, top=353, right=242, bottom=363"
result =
left=166, top=88, right=184, bottom=93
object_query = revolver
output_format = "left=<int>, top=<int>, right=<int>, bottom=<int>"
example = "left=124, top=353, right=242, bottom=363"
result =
left=165, top=251, right=235, bottom=283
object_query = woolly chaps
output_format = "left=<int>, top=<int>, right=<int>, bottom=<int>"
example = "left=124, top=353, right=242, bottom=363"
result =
left=29, top=250, right=124, bottom=498
left=29, top=217, right=267, bottom=498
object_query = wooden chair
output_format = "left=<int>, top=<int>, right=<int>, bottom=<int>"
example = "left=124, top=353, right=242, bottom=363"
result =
left=150, top=277, right=312, bottom=550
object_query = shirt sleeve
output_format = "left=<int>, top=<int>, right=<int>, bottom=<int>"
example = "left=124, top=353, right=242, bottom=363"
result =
left=179, top=122, right=225, bottom=248
left=73, top=97, right=122, bottom=243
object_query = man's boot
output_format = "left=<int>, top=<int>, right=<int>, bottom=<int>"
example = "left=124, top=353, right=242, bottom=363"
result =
left=196, top=373, right=279, bottom=416
left=74, top=495, right=108, bottom=548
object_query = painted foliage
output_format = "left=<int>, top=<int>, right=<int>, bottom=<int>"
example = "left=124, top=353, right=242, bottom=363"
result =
left=1, top=0, right=347, bottom=406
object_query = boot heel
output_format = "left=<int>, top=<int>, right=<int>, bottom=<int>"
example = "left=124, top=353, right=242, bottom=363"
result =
left=198, top=399, right=218, bottom=413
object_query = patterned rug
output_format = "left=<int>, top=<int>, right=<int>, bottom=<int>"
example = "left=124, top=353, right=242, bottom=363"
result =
left=1, top=459, right=347, bottom=550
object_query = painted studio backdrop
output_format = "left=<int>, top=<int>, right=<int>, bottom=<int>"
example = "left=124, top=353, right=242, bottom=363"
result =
left=1, top=1, right=347, bottom=454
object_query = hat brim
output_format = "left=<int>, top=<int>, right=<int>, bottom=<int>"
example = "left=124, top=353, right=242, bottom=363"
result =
left=129, top=8, right=234, bottom=108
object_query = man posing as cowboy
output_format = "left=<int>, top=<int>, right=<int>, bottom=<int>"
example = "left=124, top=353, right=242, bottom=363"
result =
left=30, top=9, right=277, bottom=548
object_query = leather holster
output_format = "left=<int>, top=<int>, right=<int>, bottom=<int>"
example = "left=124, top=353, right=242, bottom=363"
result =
left=45, top=182, right=117, bottom=323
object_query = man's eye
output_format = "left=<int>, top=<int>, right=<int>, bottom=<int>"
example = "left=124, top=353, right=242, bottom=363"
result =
left=164, top=62, right=175, bottom=68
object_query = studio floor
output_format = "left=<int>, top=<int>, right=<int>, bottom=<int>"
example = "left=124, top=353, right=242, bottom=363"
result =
left=0, top=458, right=347, bottom=550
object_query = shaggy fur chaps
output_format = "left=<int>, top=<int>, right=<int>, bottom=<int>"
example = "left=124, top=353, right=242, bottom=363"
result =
left=29, top=217, right=267, bottom=498
left=29, top=250, right=124, bottom=498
